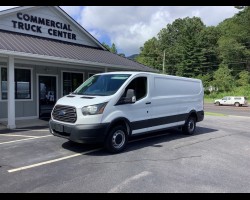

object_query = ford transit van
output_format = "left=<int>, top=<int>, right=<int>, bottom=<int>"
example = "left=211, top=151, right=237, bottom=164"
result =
left=49, top=72, right=204, bottom=153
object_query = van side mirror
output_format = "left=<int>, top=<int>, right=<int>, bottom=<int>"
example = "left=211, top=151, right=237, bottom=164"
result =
left=126, top=89, right=136, bottom=102
left=117, top=89, right=136, bottom=105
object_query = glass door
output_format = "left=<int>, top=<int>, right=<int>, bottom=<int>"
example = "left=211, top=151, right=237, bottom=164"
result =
left=39, top=75, right=57, bottom=119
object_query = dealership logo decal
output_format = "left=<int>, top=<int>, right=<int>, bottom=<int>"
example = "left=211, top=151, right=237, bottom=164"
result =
left=11, top=12, right=77, bottom=41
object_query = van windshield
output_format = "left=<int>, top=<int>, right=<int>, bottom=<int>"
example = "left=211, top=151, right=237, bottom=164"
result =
left=72, top=74, right=131, bottom=96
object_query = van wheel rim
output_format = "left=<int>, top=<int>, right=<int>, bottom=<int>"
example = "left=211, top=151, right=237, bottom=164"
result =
left=112, top=130, right=125, bottom=149
left=188, top=120, right=195, bottom=132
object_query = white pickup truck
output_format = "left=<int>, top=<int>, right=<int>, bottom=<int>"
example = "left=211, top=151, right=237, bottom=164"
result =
left=214, top=96, right=248, bottom=107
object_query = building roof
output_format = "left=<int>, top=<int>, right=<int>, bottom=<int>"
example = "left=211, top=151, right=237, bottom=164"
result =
left=0, top=30, right=156, bottom=72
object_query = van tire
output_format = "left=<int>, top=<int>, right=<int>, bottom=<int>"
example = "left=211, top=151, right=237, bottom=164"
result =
left=234, top=102, right=240, bottom=107
left=182, top=116, right=196, bottom=135
left=105, top=125, right=128, bottom=153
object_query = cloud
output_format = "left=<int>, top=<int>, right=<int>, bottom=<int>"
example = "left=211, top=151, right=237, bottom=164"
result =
left=79, top=6, right=239, bottom=56
left=0, top=6, right=18, bottom=12
left=60, top=6, right=82, bottom=22
left=0, top=6, right=240, bottom=56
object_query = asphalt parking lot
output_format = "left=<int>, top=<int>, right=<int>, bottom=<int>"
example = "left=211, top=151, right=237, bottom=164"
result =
left=0, top=112, right=250, bottom=193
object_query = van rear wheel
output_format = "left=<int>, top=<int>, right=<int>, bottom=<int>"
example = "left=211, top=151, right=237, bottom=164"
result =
left=105, top=125, right=128, bottom=153
left=182, top=116, right=196, bottom=135
left=215, top=102, right=220, bottom=106
left=235, top=102, right=240, bottom=107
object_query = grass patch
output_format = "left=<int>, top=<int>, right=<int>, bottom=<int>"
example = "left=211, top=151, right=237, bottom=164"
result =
left=205, top=112, right=227, bottom=116
left=204, top=98, right=214, bottom=103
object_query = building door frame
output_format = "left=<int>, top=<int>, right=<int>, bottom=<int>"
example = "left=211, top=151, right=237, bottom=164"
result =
left=36, top=74, right=58, bottom=119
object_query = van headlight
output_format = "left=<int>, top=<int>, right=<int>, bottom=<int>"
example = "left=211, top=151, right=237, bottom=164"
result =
left=81, top=102, right=108, bottom=116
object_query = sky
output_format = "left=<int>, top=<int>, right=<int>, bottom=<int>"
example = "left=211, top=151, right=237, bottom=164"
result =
left=0, top=6, right=240, bottom=56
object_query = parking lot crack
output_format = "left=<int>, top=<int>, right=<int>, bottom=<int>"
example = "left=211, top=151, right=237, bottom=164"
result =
left=174, top=133, right=240, bottom=149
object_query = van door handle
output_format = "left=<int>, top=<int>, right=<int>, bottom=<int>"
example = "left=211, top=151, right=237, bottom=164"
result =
left=146, top=102, right=151, bottom=105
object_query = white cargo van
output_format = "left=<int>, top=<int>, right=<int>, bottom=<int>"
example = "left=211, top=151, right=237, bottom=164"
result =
left=49, top=72, right=204, bottom=153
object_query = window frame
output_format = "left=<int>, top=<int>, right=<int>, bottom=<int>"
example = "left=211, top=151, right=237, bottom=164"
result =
left=0, top=66, right=33, bottom=102
left=119, top=76, right=148, bottom=103
left=61, top=70, right=85, bottom=97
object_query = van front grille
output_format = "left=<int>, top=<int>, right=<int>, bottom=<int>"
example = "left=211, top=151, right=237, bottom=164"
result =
left=52, top=105, right=77, bottom=123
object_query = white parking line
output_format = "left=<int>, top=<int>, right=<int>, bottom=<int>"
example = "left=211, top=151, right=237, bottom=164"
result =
left=32, top=129, right=49, bottom=132
left=10, top=129, right=49, bottom=132
left=108, top=171, right=152, bottom=193
left=0, top=134, right=36, bottom=138
left=8, top=148, right=102, bottom=173
left=0, top=135, right=52, bottom=145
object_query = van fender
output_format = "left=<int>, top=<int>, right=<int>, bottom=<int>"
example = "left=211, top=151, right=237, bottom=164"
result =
left=105, top=117, right=132, bottom=136
left=185, top=109, right=204, bottom=122
left=185, top=110, right=198, bottom=123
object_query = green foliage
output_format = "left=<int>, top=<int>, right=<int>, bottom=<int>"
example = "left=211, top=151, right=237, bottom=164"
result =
left=159, top=17, right=206, bottom=77
left=110, top=43, right=117, bottom=54
left=213, top=64, right=233, bottom=92
left=102, top=42, right=111, bottom=51
left=236, top=70, right=250, bottom=86
left=206, top=85, right=250, bottom=100
left=136, top=37, right=161, bottom=70
left=136, top=6, right=250, bottom=97
left=102, top=42, right=124, bottom=55
left=196, top=74, right=212, bottom=88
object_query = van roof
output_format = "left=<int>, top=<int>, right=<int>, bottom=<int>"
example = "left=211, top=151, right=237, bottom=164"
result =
left=95, top=71, right=202, bottom=82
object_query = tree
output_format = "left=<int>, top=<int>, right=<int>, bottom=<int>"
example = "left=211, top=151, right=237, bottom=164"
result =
left=136, top=37, right=161, bottom=70
left=135, top=7, right=250, bottom=97
left=102, top=42, right=121, bottom=55
left=110, top=43, right=118, bottom=54
left=217, top=6, right=250, bottom=75
left=157, top=17, right=206, bottom=77
left=236, top=70, right=250, bottom=86
left=196, top=74, right=213, bottom=89
left=212, top=64, right=234, bottom=92
left=118, top=53, right=125, bottom=57
left=102, top=42, right=111, bottom=51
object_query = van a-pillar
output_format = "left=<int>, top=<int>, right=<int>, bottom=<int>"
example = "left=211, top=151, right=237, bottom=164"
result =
left=7, top=56, right=16, bottom=129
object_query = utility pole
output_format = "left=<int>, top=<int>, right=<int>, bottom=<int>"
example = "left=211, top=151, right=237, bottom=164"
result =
left=162, top=49, right=166, bottom=74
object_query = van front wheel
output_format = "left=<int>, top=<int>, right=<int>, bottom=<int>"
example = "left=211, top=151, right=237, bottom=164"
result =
left=215, top=101, right=220, bottom=106
left=182, top=117, right=196, bottom=135
left=105, top=125, right=128, bottom=153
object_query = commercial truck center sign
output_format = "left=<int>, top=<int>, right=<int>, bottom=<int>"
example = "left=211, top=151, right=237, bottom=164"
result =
left=11, top=12, right=77, bottom=40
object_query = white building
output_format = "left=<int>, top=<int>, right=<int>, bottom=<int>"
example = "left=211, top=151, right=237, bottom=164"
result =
left=0, top=6, right=154, bottom=129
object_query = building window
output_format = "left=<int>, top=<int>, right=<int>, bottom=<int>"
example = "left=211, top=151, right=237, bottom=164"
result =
left=15, top=68, right=31, bottom=99
left=1, top=68, right=7, bottom=100
left=63, top=72, right=83, bottom=96
left=1, top=68, right=32, bottom=100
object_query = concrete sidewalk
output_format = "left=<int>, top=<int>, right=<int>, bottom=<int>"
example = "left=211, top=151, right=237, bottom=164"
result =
left=0, top=119, right=49, bottom=131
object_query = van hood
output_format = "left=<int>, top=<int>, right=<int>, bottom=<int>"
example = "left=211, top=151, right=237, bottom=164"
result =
left=56, top=95, right=112, bottom=109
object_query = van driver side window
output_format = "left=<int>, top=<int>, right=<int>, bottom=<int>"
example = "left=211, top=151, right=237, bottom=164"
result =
left=124, top=77, right=147, bottom=101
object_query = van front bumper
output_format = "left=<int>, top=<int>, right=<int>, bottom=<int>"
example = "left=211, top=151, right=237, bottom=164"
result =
left=49, top=120, right=109, bottom=144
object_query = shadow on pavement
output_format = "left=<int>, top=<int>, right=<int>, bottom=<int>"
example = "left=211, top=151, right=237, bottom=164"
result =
left=61, top=126, right=218, bottom=156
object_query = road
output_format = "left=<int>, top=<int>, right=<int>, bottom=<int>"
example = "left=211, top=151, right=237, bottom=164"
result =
left=204, top=103, right=250, bottom=117
left=0, top=114, right=250, bottom=193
